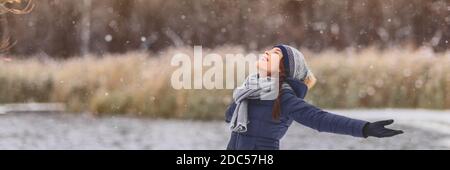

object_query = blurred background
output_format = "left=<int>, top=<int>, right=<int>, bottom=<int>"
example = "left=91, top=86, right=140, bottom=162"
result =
left=1, top=0, right=449, bottom=57
left=0, top=0, right=449, bottom=149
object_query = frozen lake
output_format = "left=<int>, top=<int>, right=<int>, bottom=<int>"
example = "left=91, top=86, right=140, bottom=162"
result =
left=0, top=109, right=449, bottom=150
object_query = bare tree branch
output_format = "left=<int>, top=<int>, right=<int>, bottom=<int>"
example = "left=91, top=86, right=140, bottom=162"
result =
left=0, top=0, right=33, bottom=52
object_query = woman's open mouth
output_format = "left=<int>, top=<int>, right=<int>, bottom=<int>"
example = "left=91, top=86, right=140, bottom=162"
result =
left=261, top=55, right=269, bottom=62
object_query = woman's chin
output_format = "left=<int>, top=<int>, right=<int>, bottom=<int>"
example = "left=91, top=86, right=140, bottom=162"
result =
left=257, top=70, right=269, bottom=77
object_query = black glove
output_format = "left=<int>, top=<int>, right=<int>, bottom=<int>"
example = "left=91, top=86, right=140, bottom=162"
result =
left=363, top=119, right=404, bottom=138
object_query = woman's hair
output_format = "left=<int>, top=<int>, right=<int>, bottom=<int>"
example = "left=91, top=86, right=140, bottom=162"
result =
left=271, top=57, right=286, bottom=120
left=304, top=71, right=317, bottom=89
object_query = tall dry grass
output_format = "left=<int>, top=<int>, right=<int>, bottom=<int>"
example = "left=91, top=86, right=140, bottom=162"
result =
left=0, top=46, right=449, bottom=119
left=305, top=47, right=450, bottom=109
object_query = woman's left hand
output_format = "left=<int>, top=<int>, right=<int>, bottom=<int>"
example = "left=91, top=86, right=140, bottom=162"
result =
left=363, top=119, right=404, bottom=138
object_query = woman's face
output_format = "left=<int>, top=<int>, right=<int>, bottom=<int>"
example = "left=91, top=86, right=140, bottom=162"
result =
left=256, top=47, right=283, bottom=77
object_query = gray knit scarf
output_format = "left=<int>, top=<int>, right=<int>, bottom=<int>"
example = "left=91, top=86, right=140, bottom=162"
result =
left=229, top=74, right=291, bottom=133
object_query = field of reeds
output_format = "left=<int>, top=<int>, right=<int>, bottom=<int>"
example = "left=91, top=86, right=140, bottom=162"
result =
left=1, top=46, right=449, bottom=119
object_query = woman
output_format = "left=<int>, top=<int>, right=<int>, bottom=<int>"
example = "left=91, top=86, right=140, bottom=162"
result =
left=225, top=44, right=403, bottom=150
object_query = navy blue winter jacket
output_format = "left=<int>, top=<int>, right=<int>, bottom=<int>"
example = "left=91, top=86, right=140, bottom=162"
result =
left=225, top=82, right=368, bottom=150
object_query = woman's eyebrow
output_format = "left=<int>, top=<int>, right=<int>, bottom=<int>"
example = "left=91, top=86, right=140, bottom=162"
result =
left=274, top=48, right=281, bottom=54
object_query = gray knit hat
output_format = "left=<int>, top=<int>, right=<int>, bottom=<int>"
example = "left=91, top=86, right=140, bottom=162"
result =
left=274, top=44, right=310, bottom=82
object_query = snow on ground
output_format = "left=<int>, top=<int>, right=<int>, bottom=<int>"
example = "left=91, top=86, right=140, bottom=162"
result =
left=0, top=109, right=448, bottom=150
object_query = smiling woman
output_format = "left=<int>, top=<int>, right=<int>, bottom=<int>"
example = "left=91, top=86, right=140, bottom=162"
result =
left=225, top=44, right=404, bottom=150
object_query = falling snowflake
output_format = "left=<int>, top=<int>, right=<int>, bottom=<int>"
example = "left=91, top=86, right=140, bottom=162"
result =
left=367, top=86, right=376, bottom=96
left=375, top=79, right=384, bottom=88
left=415, top=79, right=423, bottom=89
left=403, top=69, right=412, bottom=77
left=105, top=34, right=113, bottom=42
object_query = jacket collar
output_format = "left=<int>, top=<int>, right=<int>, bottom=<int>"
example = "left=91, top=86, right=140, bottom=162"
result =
left=285, top=77, right=308, bottom=99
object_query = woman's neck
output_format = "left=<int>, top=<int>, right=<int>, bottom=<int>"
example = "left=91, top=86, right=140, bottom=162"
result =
left=258, top=71, right=268, bottom=78
left=258, top=71, right=281, bottom=79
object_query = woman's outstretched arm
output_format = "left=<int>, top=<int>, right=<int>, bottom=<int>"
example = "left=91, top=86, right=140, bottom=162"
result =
left=281, top=90, right=403, bottom=138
